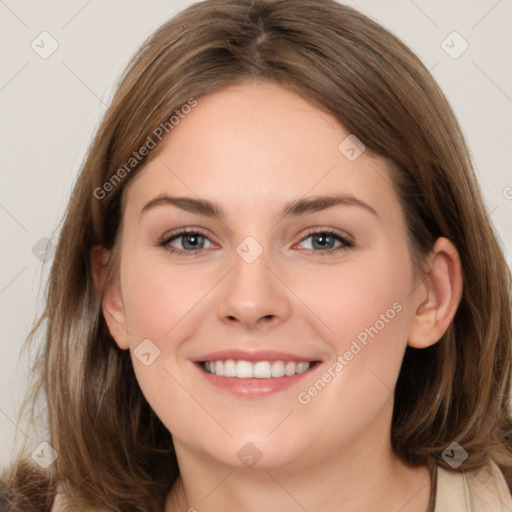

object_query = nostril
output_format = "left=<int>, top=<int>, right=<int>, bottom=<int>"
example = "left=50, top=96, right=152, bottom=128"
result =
left=224, top=314, right=276, bottom=325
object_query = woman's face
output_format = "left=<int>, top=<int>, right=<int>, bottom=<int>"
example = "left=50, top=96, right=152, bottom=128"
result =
left=109, top=81, right=427, bottom=470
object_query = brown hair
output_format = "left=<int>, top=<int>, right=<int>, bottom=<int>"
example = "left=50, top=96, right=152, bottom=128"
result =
left=2, top=0, right=511, bottom=510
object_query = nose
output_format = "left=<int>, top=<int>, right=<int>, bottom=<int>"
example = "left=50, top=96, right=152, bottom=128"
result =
left=216, top=247, right=292, bottom=331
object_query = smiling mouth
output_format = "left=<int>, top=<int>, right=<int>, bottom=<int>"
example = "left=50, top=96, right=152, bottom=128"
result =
left=199, top=360, right=320, bottom=378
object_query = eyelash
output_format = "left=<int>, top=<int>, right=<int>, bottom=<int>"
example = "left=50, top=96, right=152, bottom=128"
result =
left=158, top=227, right=354, bottom=256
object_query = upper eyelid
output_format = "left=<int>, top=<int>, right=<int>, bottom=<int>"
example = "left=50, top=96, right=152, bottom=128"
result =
left=298, top=227, right=353, bottom=242
left=159, top=227, right=212, bottom=246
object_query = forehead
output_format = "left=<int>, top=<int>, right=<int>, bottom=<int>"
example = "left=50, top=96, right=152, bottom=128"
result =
left=124, top=81, right=400, bottom=223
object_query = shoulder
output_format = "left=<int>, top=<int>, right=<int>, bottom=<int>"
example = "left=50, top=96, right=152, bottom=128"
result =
left=435, top=460, right=512, bottom=511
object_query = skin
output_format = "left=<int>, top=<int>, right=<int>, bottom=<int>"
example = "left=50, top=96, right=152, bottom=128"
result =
left=93, top=81, right=462, bottom=512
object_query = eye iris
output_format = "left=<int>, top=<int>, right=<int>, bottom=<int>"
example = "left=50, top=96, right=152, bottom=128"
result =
left=182, top=234, right=204, bottom=250
left=312, top=233, right=335, bottom=250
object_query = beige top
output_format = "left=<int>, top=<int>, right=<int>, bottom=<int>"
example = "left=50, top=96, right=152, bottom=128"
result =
left=51, top=461, right=512, bottom=511
left=434, top=461, right=512, bottom=511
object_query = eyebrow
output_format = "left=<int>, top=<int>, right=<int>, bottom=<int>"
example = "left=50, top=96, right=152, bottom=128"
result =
left=140, top=193, right=379, bottom=220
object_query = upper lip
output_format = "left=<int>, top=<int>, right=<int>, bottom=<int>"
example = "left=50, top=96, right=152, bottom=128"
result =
left=192, top=349, right=322, bottom=363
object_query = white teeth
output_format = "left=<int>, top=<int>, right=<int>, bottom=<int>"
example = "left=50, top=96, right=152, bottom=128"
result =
left=223, top=359, right=236, bottom=377
left=236, top=360, right=253, bottom=378
left=285, top=361, right=296, bottom=376
left=202, top=359, right=314, bottom=378
left=296, top=362, right=310, bottom=375
left=253, top=361, right=272, bottom=378
left=271, top=361, right=285, bottom=377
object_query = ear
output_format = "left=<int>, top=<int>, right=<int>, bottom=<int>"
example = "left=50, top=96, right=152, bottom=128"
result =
left=90, top=245, right=129, bottom=350
left=407, top=237, right=463, bottom=349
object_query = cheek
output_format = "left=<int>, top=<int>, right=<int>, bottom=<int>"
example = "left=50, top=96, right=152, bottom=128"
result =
left=290, top=256, right=414, bottom=446
left=120, top=252, right=213, bottom=343
left=118, top=251, right=211, bottom=426
left=296, top=249, right=414, bottom=387
left=303, top=254, right=412, bottom=339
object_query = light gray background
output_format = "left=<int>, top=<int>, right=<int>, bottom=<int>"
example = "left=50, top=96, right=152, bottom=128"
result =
left=1, top=0, right=511, bottom=471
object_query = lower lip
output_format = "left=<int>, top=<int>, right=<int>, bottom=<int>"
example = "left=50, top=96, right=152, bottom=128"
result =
left=193, top=362, right=321, bottom=398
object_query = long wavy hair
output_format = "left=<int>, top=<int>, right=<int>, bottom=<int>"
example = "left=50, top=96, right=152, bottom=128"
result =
left=2, top=0, right=511, bottom=510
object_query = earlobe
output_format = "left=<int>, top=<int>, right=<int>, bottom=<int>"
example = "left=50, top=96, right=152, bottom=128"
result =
left=90, top=245, right=129, bottom=350
left=407, top=237, right=463, bottom=349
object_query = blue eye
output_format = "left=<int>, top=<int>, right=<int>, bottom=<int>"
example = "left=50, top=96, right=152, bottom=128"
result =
left=158, top=228, right=353, bottom=256
left=297, top=230, right=354, bottom=254
left=159, top=230, right=213, bottom=254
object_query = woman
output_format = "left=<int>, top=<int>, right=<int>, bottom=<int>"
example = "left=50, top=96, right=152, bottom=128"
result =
left=2, top=1, right=512, bottom=510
